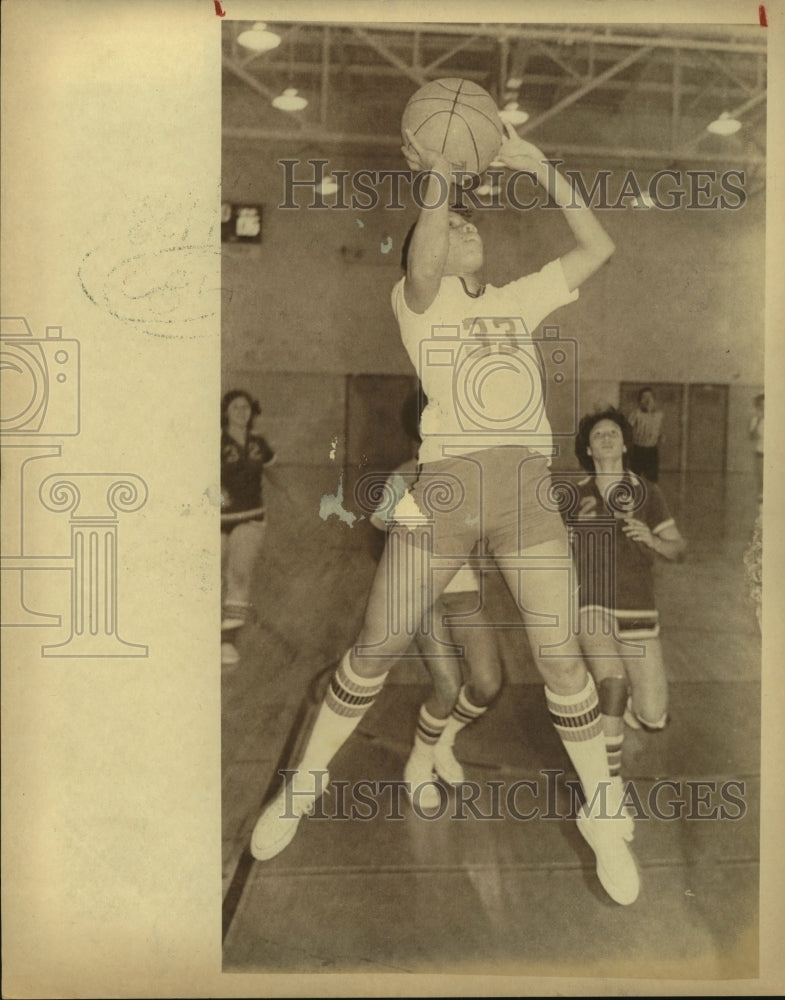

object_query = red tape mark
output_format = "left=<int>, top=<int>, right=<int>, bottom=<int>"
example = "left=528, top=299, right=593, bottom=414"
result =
left=759, top=5, right=767, bottom=26
left=214, top=0, right=226, bottom=16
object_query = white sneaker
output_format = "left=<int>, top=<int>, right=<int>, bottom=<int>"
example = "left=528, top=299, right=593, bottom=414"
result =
left=433, top=741, right=465, bottom=784
left=623, top=698, right=641, bottom=730
left=609, top=775, right=635, bottom=842
left=250, top=770, right=329, bottom=861
left=403, top=747, right=441, bottom=810
left=221, top=642, right=240, bottom=665
left=638, top=711, right=669, bottom=733
left=576, top=805, right=640, bottom=905
left=625, top=698, right=669, bottom=733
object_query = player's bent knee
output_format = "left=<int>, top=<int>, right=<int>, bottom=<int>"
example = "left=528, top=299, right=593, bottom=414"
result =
left=467, top=677, right=501, bottom=706
left=537, top=658, right=586, bottom=692
left=429, top=678, right=461, bottom=715
left=348, top=648, right=397, bottom=679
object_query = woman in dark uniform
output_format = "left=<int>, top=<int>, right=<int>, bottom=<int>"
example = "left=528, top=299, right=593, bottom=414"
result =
left=220, top=389, right=276, bottom=665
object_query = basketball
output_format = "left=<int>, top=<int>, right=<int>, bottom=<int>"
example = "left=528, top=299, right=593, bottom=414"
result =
left=401, top=78, right=505, bottom=175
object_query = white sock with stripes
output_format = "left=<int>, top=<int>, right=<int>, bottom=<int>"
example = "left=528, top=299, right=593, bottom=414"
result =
left=297, top=651, right=388, bottom=776
left=411, top=704, right=449, bottom=753
left=437, top=685, right=487, bottom=748
left=545, top=674, right=615, bottom=813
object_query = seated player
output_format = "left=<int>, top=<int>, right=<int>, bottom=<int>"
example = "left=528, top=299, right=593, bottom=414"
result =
left=566, top=408, right=686, bottom=782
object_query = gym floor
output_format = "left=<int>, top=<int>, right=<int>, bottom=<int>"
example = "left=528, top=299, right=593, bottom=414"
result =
left=220, top=469, right=760, bottom=978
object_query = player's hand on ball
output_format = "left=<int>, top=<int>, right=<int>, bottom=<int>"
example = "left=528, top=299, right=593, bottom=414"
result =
left=498, top=123, right=547, bottom=173
left=401, top=129, right=453, bottom=176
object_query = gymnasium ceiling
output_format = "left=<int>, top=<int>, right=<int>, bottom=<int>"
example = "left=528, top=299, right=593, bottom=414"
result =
left=222, top=21, right=767, bottom=171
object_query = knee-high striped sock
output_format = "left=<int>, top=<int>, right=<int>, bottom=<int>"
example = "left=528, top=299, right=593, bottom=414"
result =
left=605, top=733, right=624, bottom=777
left=597, top=677, right=628, bottom=778
left=298, top=651, right=388, bottom=774
left=438, top=685, right=487, bottom=747
left=413, top=704, right=449, bottom=751
left=545, top=674, right=611, bottom=805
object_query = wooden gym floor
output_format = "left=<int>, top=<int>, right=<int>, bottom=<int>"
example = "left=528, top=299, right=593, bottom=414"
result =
left=220, top=469, right=760, bottom=978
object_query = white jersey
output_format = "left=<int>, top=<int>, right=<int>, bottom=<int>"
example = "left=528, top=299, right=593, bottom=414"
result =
left=391, top=260, right=578, bottom=465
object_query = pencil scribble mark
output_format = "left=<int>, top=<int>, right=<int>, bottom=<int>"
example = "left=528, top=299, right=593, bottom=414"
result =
left=78, top=191, right=219, bottom=340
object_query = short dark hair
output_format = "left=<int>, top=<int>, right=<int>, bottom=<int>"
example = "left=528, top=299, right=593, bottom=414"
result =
left=221, top=389, right=261, bottom=428
left=400, top=204, right=474, bottom=273
left=638, top=386, right=655, bottom=402
left=575, top=407, right=635, bottom=473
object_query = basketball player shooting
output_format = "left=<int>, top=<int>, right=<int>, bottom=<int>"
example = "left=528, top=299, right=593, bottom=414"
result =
left=251, top=113, right=640, bottom=906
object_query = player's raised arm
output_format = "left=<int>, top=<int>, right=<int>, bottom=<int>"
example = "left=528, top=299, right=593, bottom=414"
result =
left=498, top=124, right=615, bottom=291
left=400, top=129, right=454, bottom=313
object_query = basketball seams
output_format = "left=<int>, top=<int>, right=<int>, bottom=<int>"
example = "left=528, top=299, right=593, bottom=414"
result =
left=403, top=99, right=503, bottom=137
left=438, top=78, right=465, bottom=157
left=433, top=78, right=488, bottom=97
left=457, top=115, right=481, bottom=174
left=402, top=78, right=503, bottom=174
left=458, top=105, right=505, bottom=136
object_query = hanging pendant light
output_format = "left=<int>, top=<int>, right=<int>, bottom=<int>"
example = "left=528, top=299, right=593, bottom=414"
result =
left=237, top=22, right=281, bottom=53
left=476, top=181, right=501, bottom=199
left=318, top=174, right=339, bottom=195
left=706, top=111, right=742, bottom=136
left=272, top=87, right=308, bottom=112
left=499, top=101, right=529, bottom=126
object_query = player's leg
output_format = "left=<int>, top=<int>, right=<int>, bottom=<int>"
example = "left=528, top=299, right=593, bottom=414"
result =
left=403, top=605, right=463, bottom=808
left=223, top=519, right=266, bottom=627
left=220, top=529, right=240, bottom=665
left=496, top=534, right=639, bottom=905
left=431, top=591, right=502, bottom=784
left=576, top=611, right=630, bottom=780
left=624, top=635, right=669, bottom=731
left=416, top=624, right=463, bottom=718
left=251, top=526, right=456, bottom=859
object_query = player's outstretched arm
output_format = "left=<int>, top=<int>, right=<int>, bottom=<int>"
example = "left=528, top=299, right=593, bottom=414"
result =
left=400, top=129, right=454, bottom=313
left=498, top=124, right=615, bottom=292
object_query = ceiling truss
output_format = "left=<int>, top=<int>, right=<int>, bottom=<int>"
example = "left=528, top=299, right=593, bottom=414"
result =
left=222, top=22, right=767, bottom=167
